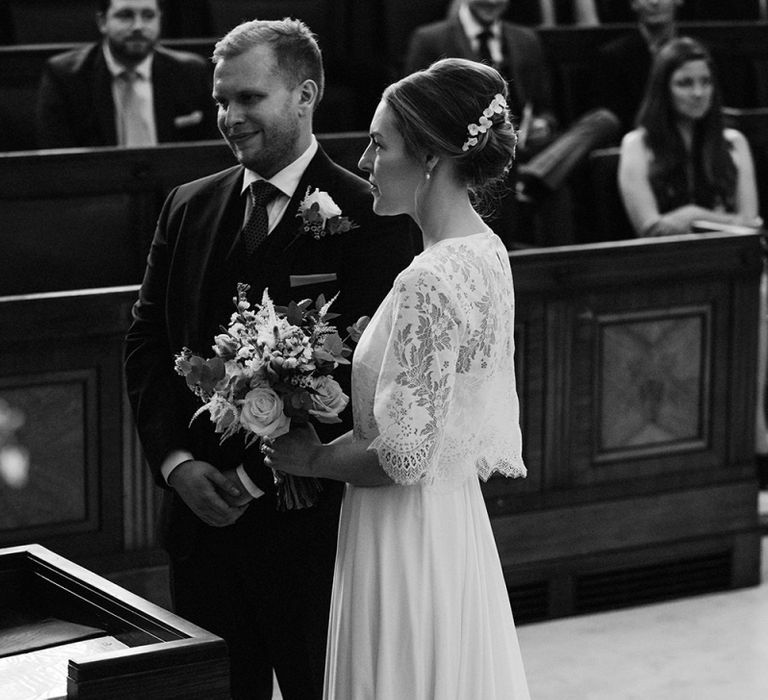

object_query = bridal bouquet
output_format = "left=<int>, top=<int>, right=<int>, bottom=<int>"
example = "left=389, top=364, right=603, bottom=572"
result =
left=174, top=283, right=368, bottom=510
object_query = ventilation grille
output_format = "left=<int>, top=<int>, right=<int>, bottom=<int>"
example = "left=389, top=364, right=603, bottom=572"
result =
left=574, top=551, right=732, bottom=614
left=508, top=581, right=549, bottom=624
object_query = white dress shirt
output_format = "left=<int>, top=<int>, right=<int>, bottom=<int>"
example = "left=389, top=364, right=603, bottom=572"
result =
left=458, top=3, right=504, bottom=66
left=240, top=135, right=319, bottom=230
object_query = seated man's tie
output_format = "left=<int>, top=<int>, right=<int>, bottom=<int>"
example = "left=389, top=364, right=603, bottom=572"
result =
left=242, top=180, right=281, bottom=255
left=477, top=29, right=494, bottom=66
left=117, top=70, right=154, bottom=147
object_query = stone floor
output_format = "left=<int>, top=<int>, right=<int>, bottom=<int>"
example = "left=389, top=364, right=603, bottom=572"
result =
left=519, top=537, right=768, bottom=699
left=113, top=495, right=768, bottom=700
left=517, top=491, right=768, bottom=700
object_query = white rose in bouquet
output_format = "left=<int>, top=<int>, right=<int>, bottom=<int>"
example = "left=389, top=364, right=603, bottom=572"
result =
left=240, top=386, right=291, bottom=438
left=309, top=376, right=349, bottom=423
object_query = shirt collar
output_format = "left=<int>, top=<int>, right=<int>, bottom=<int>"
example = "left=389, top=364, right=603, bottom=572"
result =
left=102, top=41, right=154, bottom=79
left=242, top=135, right=319, bottom=198
left=458, top=3, right=501, bottom=40
left=638, top=22, right=677, bottom=54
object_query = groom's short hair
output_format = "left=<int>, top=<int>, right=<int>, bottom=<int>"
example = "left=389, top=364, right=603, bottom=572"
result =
left=212, top=18, right=325, bottom=107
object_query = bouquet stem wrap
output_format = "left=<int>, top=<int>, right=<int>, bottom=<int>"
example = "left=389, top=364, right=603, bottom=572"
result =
left=272, top=470, right=323, bottom=511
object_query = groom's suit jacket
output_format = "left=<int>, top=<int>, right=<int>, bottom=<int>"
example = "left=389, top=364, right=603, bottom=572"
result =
left=125, top=145, right=415, bottom=555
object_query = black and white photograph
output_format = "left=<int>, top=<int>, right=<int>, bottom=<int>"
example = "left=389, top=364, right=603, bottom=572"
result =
left=1, top=1, right=768, bottom=698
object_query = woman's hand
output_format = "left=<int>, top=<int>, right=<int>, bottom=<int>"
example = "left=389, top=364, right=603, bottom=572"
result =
left=263, top=423, right=322, bottom=478
left=647, top=205, right=761, bottom=237
left=734, top=214, right=764, bottom=229
left=647, top=205, right=710, bottom=236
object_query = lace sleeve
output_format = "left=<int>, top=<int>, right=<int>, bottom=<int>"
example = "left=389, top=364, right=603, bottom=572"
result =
left=368, top=265, right=460, bottom=485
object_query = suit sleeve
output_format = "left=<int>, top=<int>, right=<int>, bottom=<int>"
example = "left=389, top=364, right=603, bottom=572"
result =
left=124, top=187, right=195, bottom=486
left=342, top=213, right=416, bottom=320
left=35, top=62, right=77, bottom=149
left=521, top=30, right=556, bottom=129
left=187, top=57, right=219, bottom=140
left=404, top=28, right=438, bottom=76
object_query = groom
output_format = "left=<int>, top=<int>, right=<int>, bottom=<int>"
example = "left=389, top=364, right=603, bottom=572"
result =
left=124, top=18, right=415, bottom=700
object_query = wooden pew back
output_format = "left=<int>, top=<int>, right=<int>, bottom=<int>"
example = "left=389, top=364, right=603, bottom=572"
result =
left=0, top=133, right=370, bottom=296
left=3, top=22, right=768, bottom=151
left=1, top=233, right=761, bottom=620
left=538, top=21, right=768, bottom=124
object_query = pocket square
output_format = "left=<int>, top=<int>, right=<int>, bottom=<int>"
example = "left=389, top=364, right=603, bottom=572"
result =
left=290, top=273, right=338, bottom=287
left=174, top=110, right=203, bottom=128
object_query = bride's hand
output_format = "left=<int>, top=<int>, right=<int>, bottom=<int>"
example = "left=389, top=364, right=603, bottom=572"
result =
left=263, top=423, right=322, bottom=477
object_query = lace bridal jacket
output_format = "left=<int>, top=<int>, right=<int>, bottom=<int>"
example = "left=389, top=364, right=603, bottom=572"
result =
left=323, top=230, right=531, bottom=700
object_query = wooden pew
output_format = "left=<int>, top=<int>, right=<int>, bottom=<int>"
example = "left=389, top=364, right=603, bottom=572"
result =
left=4, top=21, right=768, bottom=151
left=499, top=230, right=763, bottom=620
left=538, top=21, right=768, bottom=125
left=0, top=233, right=762, bottom=623
left=586, top=147, right=633, bottom=242
left=0, top=133, right=370, bottom=297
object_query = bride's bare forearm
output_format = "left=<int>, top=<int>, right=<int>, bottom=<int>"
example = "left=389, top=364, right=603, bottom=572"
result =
left=328, top=430, right=354, bottom=446
left=313, top=439, right=393, bottom=486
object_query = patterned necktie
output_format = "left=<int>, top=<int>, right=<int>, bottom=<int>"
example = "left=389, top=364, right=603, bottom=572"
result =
left=477, top=29, right=494, bottom=65
left=117, top=70, right=154, bottom=146
left=241, top=180, right=280, bottom=255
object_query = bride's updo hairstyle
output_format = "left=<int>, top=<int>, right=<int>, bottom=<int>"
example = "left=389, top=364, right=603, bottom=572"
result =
left=382, top=57, right=517, bottom=197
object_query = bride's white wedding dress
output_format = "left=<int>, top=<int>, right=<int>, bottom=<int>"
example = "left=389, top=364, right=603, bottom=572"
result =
left=324, top=231, right=530, bottom=699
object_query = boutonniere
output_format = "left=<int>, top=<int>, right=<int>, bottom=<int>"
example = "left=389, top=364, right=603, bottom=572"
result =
left=297, top=187, right=358, bottom=240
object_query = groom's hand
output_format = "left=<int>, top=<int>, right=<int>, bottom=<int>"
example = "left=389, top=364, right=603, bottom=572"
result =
left=168, top=460, right=248, bottom=527
left=219, top=468, right=255, bottom=507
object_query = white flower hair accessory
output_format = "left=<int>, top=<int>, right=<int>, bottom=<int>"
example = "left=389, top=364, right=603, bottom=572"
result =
left=461, top=93, right=507, bottom=152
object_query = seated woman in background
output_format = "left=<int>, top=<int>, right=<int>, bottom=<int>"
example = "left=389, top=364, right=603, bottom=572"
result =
left=618, top=37, right=762, bottom=237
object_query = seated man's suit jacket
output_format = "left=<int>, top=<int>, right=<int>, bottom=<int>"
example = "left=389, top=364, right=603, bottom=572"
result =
left=124, top=145, right=416, bottom=555
left=403, top=15, right=554, bottom=124
left=35, top=42, right=219, bottom=148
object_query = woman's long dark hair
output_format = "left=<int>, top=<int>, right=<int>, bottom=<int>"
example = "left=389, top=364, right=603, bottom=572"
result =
left=635, top=37, right=737, bottom=212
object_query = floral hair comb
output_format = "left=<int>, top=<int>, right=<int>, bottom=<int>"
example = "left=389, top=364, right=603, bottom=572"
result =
left=461, top=93, right=507, bottom=152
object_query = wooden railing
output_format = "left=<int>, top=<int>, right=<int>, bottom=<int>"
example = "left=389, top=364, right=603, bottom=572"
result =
left=0, top=232, right=762, bottom=621
left=3, top=21, right=767, bottom=150
left=0, top=134, right=370, bottom=296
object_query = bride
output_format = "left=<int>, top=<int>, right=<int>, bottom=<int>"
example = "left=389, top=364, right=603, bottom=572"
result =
left=266, top=57, right=531, bottom=699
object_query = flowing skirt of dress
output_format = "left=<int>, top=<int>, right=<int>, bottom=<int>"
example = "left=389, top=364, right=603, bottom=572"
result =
left=323, top=476, right=530, bottom=700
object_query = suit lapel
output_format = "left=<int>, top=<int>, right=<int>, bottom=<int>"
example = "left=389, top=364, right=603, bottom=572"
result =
left=501, top=25, right=527, bottom=113
left=449, top=16, right=474, bottom=59
left=92, top=50, right=117, bottom=145
left=151, top=51, right=175, bottom=142
left=267, top=147, right=338, bottom=264
left=171, top=167, right=244, bottom=347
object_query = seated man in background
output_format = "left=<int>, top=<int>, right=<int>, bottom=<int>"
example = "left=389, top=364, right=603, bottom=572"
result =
left=593, top=0, right=682, bottom=135
left=35, top=0, right=218, bottom=149
left=404, top=0, right=558, bottom=247
left=405, top=0, right=556, bottom=156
